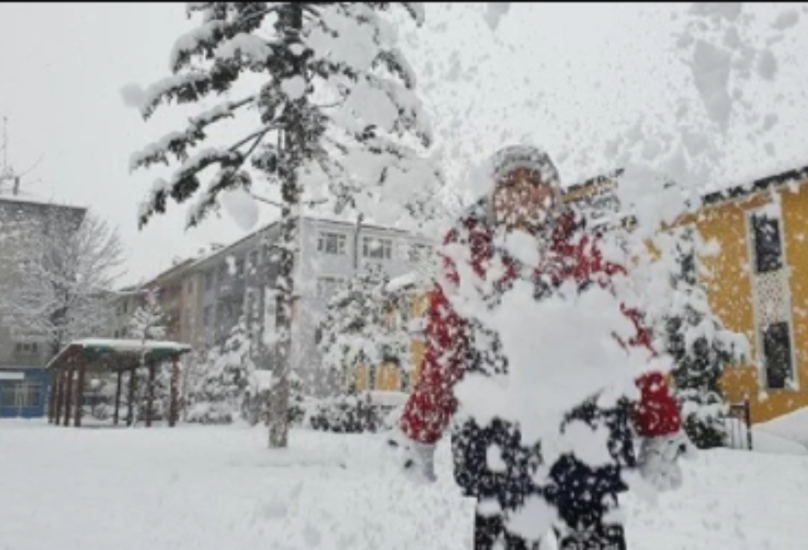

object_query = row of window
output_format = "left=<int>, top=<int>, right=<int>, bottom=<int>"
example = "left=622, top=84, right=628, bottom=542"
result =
left=317, top=232, right=432, bottom=263
left=0, top=382, right=41, bottom=409
left=13, top=342, right=39, bottom=355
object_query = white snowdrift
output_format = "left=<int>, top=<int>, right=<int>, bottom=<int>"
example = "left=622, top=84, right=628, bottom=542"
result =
left=1, top=422, right=808, bottom=550
left=754, top=407, right=808, bottom=448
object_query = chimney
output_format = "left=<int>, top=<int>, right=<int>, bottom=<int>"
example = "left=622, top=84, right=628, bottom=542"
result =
left=13, top=176, right=19, bottom=196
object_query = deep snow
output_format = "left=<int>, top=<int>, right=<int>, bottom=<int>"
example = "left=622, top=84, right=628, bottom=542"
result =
left=1, top=420, right=807, bottom=549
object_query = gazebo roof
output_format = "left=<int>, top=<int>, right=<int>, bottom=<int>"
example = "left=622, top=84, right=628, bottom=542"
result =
left=46, top=338, right=192, bottom=372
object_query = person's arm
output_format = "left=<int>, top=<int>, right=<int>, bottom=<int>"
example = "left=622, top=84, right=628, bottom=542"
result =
left=589, top=236, right=683, bottom=437
left=399, top=282, right=468, bottom=444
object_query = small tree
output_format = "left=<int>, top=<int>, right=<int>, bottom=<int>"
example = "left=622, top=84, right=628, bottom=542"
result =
left=127, top=287, right=169, bottom=424
left=318, top=264, right=412, bottom=393
left=660, top=227, right=748, bottom=448
left=188, top=317, right=256, bottom=424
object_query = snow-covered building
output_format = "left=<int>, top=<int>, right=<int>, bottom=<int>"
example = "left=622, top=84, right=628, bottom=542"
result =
left=114, top=216, right=435, bottom=396
left=0, top=190, right=86, bottom=418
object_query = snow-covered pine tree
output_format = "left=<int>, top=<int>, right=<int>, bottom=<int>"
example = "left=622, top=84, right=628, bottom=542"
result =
left=129, top=287, right=168, bottom=342
left=188, top=316, right=256, bottom=424
left=660, top=226, right=748, bottom=449
left=127, top=287, right=169, bottom=424
left=128, top=2, right=436, bottom=448
left=318, top=263, right=411, bottom=394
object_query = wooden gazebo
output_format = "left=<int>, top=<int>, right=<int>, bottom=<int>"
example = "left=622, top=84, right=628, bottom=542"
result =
left=45, top=339, right=192, bottom=428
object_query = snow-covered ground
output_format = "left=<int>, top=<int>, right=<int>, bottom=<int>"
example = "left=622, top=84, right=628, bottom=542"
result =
left=1, top=420, right=807, bottom=550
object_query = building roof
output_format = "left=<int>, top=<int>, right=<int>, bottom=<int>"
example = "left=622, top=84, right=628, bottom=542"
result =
left=46, top=339, right=192, bottom=372
left=0, top=190, right=87, bottom=212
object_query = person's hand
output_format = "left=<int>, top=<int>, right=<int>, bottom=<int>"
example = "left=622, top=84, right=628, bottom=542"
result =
left=385, top=429, right=437, bottom=484
left=637, top=430, right=696, bottom=492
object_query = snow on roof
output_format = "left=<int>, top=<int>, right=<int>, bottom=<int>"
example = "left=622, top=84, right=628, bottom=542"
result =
left=74, top=339, right=192, bottom=352
left=0, top=191, right=86, bottom=211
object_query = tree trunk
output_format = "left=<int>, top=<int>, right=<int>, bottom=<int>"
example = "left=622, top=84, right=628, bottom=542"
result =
left=268, top=3, right=305, bottom=450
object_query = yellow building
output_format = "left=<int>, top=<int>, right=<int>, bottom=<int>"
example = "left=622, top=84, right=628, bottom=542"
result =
left=360, top=164, right=808, bottom=425
left=568, top=165, right=808, bottom=424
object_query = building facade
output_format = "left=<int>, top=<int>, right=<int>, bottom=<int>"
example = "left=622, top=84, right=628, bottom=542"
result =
left=0, top=193, right=87, bottom=417
left=115, top=216, right=435, bottom=396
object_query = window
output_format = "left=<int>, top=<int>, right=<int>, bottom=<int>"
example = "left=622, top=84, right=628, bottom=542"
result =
left=245, top=288, right=260, bottom=319
left=186, top=280, right=193, bottom=295
left=363, top=237, right=392, bottom=260
left=217, top=263, right=228, bottom=285
left=317, top=277, right=345, bottom=299
left=0, top=383, right=15, bottom=407
left=235, top=257, right=245, bottom=278
left=318, top=232, right=347, bottom=255
left=751, top=212, right=783, bottom=274
left=0, top=382, right=41, bottom=408
left=762, top=321, right=794, bottom=390
left=14, top=342, right=38, bottom=355
left=203, top=306, right=212, bottom=327
left=249, top=250, right=259, bottom=272
left=408, top=243, right=432, bottom=263
left=205, top=271, right=214, bottom=291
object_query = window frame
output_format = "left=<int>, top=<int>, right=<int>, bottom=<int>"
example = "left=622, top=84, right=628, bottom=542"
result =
left=749, top=209, right=785, bottom=274
left=362, top=236, right=393, bottom=260
left=761, top=320, right=796, bottom=390
left=317, top=231, right=348, bottom=256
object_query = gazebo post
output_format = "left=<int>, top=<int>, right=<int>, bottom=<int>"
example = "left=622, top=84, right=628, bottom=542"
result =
left=169, top=358, right=179, bottom=428
left=74, top=354, right=87, bottom=428
left=54, top=369, right=64, bottom=425
left=113, top=370, right=123, bottom=426
left=48, top=369, right=58, bottom=423
left=146, top=362, right=156, bottom=428
left=127, top=368, right=136, bottom=427
left=63, top=365, right=74, bottom=428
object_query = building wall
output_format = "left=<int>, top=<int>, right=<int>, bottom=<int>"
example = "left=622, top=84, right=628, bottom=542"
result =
left=0, top=197, right=86, bottom=371
left=0, top=368, right=50, bottom=418
left=699, top=179, right=808, bottom=423
left=296, top=218, right=433, bottom=395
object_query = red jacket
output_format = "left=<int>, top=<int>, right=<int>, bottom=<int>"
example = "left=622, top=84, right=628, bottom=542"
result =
left=400, top=211, right=682, bottom=445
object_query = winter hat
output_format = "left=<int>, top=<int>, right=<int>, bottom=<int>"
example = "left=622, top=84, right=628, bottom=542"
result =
left=480, top=145, right=568, bottom=228
left=489, top=144, right=561, bottom=188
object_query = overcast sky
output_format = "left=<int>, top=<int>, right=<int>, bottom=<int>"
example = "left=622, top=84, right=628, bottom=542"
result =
left=1, top=3, right=806, bottom=287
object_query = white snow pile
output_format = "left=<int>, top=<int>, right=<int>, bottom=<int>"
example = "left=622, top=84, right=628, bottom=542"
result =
left=725, top=417, right=807, bottom=456
left=754, top=408, right=808, bottom=449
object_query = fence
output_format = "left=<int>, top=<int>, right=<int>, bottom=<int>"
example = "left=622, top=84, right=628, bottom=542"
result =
left=725, top=399, right=753, bottom=451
